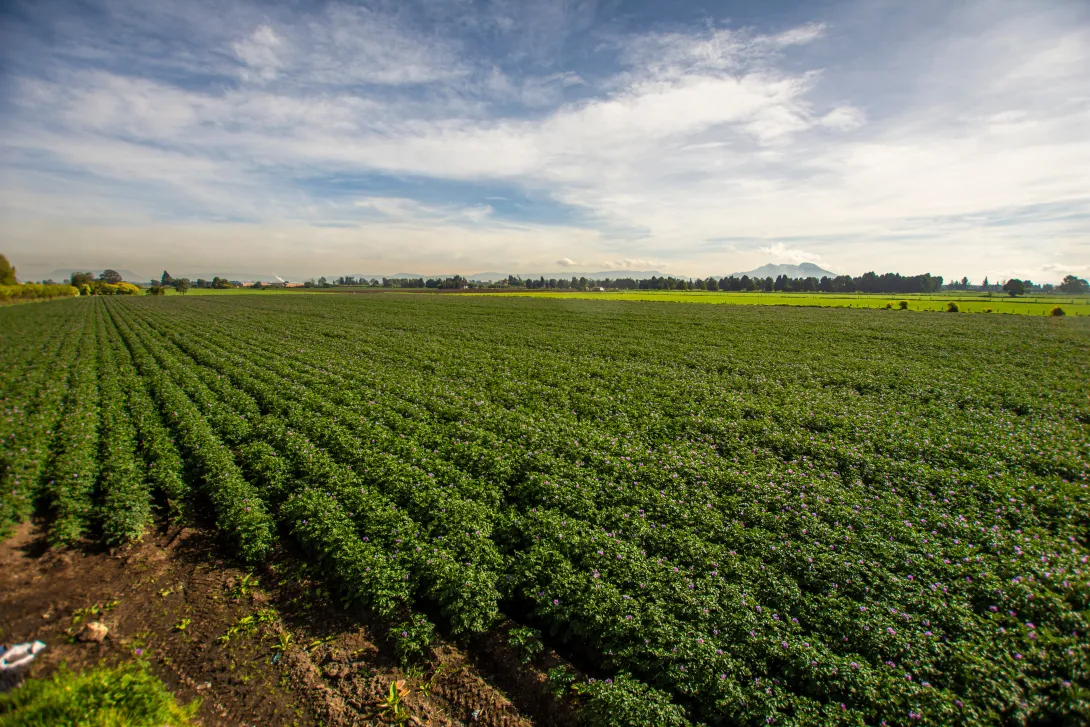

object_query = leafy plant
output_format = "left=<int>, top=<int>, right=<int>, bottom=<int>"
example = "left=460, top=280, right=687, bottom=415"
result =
left=506, top=626, right=544, bottom=663
left=371, top=680, right=410, bottom=725
left=389, top=615, right=435, bottom=665
left=0, top=662, right=200, bottom=726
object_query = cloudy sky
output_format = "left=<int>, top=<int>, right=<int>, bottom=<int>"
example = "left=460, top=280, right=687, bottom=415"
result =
left=1, top=0, right=1088, bottom=281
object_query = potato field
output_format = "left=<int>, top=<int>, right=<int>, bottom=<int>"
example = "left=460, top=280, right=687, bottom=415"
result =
left=1, top=294, right=1088, bottom=727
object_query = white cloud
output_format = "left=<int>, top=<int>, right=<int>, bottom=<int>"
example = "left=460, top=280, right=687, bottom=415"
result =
left=354, top=197, right=493, bottom=225
left=759, top=243, right=822, bottom=264
left=3, top=0, right=1089, bottom=280
left=233, top=25, right=284, bottom=81
left=820, top=106, right=866, bottom=131
left=556, top=257, right=576, bottom=267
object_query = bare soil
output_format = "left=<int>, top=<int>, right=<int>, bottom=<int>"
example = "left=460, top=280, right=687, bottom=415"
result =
left=0, top=521, right=574, bottom=727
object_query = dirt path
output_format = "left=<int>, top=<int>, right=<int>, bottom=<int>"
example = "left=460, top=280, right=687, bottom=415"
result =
left=0, top=521, right=545, bottom=726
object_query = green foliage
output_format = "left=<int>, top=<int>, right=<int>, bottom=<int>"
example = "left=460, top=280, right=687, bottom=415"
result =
left=2, top=294, right=1089, bottom=727
left=0, top=254, right=17, bottom=285
left=1004, top=278, right=1026, bottom=297
left=1050, top=306, right=1066, bottom=317
left=506, top=625, right=544, bottom=663
left=1059, top=275, right=1089, bottom=294
left=898, top=299, right=909, bottom=310
left=945, top=300, right=960, bottom=312
left=0, top=283, right=79, bottom=304
left=0, top=662, right=199, bottom=726
left=389, top=615, right=435, bottom=665
left=574, top=673, right=691, bottom=727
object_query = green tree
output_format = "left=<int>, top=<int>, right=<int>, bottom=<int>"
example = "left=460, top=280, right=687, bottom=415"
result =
left=99, top=269, right=123, bottom=284
left=161, top=270, right=174, bottom=286
left=1003, top=279, right=1025, bottom=297
left=173, top=278, right=191, bottom=295
left=1058, top=274, right=1089, bottom=294
left=70, top=271, right=94, bottom=287
left=0, top=254, right=16, bottom=285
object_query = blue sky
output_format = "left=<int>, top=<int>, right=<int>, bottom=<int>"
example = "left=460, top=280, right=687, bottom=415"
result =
left=1, top=0, right=1088, bottom=281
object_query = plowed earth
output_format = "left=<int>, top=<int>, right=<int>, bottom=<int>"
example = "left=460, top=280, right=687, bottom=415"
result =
left=0, top=520, right=572, bottom=726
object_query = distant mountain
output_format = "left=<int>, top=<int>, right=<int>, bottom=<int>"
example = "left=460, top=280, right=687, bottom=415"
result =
left=728, top=262, right=837, bottom=279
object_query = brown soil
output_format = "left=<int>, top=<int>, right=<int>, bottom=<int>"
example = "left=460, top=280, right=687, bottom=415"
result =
left=0, top=521, right=575, bottom=727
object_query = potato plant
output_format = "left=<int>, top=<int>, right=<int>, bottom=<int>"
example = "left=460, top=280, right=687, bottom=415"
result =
left=0, top=293, right=1087, bottom=727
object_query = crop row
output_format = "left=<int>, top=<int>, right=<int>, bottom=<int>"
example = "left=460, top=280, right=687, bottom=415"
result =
left=1, top=294, right=1086, bottom=727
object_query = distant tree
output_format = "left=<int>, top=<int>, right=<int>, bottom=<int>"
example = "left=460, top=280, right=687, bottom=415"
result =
left=1003, top=279, right=1025, bottom=297
left=99, top=269, right=123, bottom=284
left=147, top=285, right=166, bottom=296
left=983, top=276, right=989, bottom=289
left=318, top=276, right=329, bottom=287
left=961, top=276, right=969, bottom=288
left=1059, top=275, right=1090, bottom=294
left=161, top=270, right=174, bottom=286
left=0, top=254, right=16, bottom=285
left=70, top=271, right=94, bottom=287
left=705, top=277, right=718, bottom=291
left=252, top=280, right=264, bottom=290
left=173, top=278, right=191, bottom=295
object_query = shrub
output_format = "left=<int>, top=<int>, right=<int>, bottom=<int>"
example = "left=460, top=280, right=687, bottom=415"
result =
left=0, top=283, right=80, bottom=304
left=116, top=282, right=141, bottom=295
left=884, top=302, right=893, bottom=309
left=507, top=625, right=544, bottom=663
left=0, top=661, right=199, bottom=726
left=389, top=614, right=435, bottom=665
left=946, top=301, right=960, bottom=313
left=898, top=300, right=909, bottom=310
left=1049, top=306, right=1066, bottom=317
left=575, top=673, right=691, bottom=727
left=983, top=307, right=993, bottom=313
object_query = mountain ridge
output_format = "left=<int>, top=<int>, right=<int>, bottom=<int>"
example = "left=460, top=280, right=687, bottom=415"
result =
left=728, top=262, right=838, bottom=279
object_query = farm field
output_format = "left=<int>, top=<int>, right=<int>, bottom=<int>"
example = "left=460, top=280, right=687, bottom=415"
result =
left=474, top=290, right=1090, bottom=315
left=1, top=294, right=1088, bottom=727
left=164, top=286, right=1090, bottom=316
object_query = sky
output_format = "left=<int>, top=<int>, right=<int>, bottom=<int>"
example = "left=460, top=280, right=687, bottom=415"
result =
left=1, top=0, right=1088, bottom=282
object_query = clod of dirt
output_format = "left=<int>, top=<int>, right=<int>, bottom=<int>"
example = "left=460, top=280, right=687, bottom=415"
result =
left=78, top=621, right=109, bottom=643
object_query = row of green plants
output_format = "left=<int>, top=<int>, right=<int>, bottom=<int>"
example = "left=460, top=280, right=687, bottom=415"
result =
left=1, top=294, right=1086, bottom=726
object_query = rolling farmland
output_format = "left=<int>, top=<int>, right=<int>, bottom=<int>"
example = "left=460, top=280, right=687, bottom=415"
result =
left=2, top=294, right=1088, bottom=726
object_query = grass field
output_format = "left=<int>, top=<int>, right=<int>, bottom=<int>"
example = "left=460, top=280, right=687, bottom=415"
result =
left=164, top=286, right=1090, bottom=315
left=472, top=289, right=1090, bottom=315
left=2, top=294, right=1088, bottom=726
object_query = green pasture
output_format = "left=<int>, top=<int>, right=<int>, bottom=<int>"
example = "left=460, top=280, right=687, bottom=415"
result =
left=160, top=285, right=1090, bottom=315
left=467, top=289, right=1090, bottom=315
